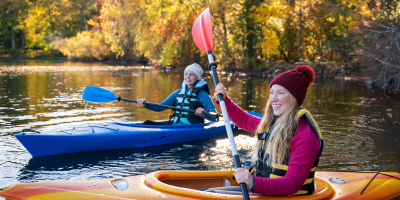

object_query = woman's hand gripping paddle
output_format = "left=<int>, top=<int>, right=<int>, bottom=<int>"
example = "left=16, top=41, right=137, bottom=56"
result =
left=192, top=8, right=250, bottom=200
left=82, top=86, right=220, bottom=117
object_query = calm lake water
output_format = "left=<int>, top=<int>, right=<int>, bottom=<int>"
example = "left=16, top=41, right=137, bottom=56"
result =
left=0, top=60, right=399, bottom=188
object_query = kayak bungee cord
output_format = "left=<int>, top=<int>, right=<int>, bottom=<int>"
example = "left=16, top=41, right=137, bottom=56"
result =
left=320, top=170, right=400, bottom=195
left=83, top=100, right=95, bottom=133
left=322, top=170, right=400, bottom=180
left=360, top=171, right=380, bottom=195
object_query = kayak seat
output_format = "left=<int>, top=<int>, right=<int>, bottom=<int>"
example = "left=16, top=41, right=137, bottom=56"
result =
left=22, top=129, right=40, bottom=133
left=142, top=120, right=173, bottom=125
left=146, top=171, right=334, bottom=199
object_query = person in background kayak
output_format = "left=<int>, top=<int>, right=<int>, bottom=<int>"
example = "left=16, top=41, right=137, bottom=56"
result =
left=207, top=65, right=323, bottom=196
left=137, top=63, right=217, bottom=125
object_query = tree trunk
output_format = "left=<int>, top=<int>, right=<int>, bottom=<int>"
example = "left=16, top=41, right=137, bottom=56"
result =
left=98, top=20, right=102, bottom=33
left=221, top=14, right=231, bottom=57
left=279, top=50, right=290, bottom=62
left=243, top=0, right=262, bottom=69
left=297, top=0, right=305, bottom=62
left=83, top=16, right=89, bottom=31
left=211, top=14, right=230, bottom=59
left=49, top=6, right=53, bottom=31
left=11, top=28, right=16, bottom=48
left=21, top=32, right=25, bottom=50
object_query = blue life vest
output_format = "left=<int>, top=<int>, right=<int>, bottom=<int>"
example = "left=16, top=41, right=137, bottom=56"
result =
left=173, top=80, right=210, bottom=124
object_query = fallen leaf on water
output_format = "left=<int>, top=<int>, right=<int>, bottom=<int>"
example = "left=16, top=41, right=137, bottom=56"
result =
left=386, top=109, right=392, bottom=112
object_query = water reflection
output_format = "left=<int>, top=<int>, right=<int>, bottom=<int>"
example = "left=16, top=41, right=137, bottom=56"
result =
left=10, top=133, right=246, bottom=185
left=0, top=61, right=399, bottom=188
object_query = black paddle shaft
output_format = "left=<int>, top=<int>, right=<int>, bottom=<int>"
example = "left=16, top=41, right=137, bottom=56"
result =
left=207, top=62, right=225, bottom=102
left=118, top=98, right=220, bottom=117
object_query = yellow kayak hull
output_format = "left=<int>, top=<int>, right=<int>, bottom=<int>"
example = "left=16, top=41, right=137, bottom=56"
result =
left=1, top=170, right=400, bottom=200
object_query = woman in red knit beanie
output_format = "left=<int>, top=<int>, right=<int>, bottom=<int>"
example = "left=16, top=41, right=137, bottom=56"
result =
left=207, top=65, right=324, bottom=196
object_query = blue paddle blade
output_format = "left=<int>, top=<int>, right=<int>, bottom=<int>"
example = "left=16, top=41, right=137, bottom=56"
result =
left=82, top=86, right=117, bottom=103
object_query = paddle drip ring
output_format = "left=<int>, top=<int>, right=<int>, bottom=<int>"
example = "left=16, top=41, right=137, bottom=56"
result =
left=208, top=63, right=217, bottom=70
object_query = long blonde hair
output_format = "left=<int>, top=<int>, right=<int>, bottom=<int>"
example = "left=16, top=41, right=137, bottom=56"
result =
left=251, top=98, right=300, bottom=165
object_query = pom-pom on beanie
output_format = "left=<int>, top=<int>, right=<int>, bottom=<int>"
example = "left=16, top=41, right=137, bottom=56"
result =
left=269, top=65, right=315, bottom=105
left=184, top=63, right=203, bottom=80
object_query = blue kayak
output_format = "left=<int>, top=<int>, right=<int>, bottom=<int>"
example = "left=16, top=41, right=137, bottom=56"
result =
left=15, top=118, right=239, bottom=157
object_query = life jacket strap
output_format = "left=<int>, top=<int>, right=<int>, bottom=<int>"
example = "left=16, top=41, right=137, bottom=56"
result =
left=172, top=112, right=189, bottom=118
left=176, top=102, right=185, bottom=107
left=177, top=93, right=187, bottom=97
left=257, top=132, right=267, bottom=140
left=258, top=149, right=265, bottom=158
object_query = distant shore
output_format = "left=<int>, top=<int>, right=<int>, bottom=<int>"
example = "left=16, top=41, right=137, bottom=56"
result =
left=0, top=55, right=68, bottom=61
left=1, top=55, right=376, bottom=87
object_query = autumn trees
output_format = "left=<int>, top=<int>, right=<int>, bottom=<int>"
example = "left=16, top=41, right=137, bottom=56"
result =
left=1, top=0, right=398, bottom=75
left=0, top=0, right=28, bottom=55
left=350, top=0, right=400, bottom=93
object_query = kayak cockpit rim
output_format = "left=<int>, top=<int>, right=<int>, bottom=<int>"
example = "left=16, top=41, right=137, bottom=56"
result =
left=113, top=119, right=220, bottom=128
left=144, top=171, right=334, bottom=199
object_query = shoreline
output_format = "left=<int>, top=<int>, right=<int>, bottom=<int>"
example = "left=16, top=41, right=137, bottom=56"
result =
left=0, top=56, right=68, bottom=61
left=1, top=56, right=378, bottom=89
left=0, top=56, right=149, bottom=64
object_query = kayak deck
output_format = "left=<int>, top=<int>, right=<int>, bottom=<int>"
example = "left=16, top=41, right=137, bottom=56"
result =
left=1, top=170, right=399, bottom=199
left=15, top=118, right=238, bottom=157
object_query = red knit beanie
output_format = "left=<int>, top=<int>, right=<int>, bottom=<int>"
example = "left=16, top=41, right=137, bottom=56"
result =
left=269, top=65, right=315, bottom=105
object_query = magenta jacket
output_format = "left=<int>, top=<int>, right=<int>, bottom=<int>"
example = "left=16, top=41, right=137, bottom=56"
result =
left=217, top=97, right=320, bottom=195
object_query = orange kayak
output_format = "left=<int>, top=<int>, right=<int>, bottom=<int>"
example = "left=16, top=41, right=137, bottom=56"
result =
left=1, top=170, right=400, bottom=199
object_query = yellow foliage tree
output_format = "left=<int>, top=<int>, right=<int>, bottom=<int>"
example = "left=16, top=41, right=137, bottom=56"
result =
left=52, top=30, right=110, bottom=60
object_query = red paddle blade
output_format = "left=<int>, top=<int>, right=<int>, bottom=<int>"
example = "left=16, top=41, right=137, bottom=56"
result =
left=192, top=8, right=213, bottom=53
